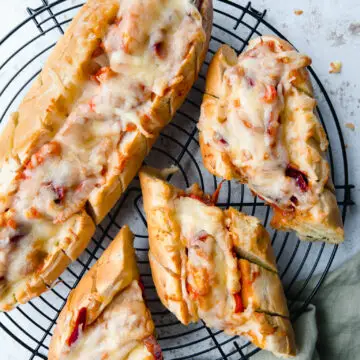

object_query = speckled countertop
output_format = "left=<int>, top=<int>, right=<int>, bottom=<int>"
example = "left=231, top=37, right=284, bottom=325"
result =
left=0, top=0, right=359, bottom=359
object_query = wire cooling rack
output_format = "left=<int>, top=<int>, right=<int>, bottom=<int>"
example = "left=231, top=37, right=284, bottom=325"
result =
left=0, top=0, right=355, bottom=359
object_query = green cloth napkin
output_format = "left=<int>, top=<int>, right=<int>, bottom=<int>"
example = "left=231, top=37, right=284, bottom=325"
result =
left=254, top=251, right=360, bottom=360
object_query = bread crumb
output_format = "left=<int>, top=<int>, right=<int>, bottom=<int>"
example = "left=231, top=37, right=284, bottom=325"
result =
left=329, top=61, right=342, bottom=73
left=294, top=9, right=303, bottom=15
left=345, top=122, right=355, bottom=131
left=345, top=144, right=349, bottom=148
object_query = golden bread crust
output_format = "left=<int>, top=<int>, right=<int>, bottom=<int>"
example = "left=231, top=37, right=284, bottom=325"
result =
left=149, top=251, right=192, bottom=325
left=239, top=259, right=289, bottom=317
left=88, top=131, right=148, bottom=224
left=0, top=113, right=18, bottom=164
left=225, top=207, right=277, bottom=272
left=225, top=313, right=296, bottom=358
left=139, top=167, right=182, bottom=275
left=271, top=188, right=344, bottom=243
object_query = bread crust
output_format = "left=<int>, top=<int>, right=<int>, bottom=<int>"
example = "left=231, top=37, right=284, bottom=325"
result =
left=0, top=114, right=22, bottom=213
left=239, top=259, right=289, bottom=317
left=225, top=207, right=277, bottom=272
left=149, top=251, right=192, bottom=325
left=225, top=313, right=296, bottom=358
left=139, top=167, right=182, bottom=275
left=48, top=225, right=139, bottom=359
left=199, top=92, right=240, bottom=181
left=88, top=131, right=148, bottom=224
left=271, top=188, right=344, bottom=243
left=0, top=113, right=18, bottom=164
left=205, top=44, right=237, bottom=98
left=140, top=166, right=295, bottom=357
left=199, top=37, right=344, bottom=244
left=87, top=171, right=123, bottom=224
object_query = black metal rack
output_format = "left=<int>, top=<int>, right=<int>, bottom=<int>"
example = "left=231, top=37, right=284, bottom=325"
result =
left=0, top=1, right=354, bottom=359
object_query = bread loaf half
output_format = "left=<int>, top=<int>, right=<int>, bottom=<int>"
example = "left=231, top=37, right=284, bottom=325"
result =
left=0, top=0, right=213, bottom=310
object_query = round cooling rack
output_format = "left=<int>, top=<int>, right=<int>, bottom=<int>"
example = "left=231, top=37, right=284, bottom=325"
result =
left=0, top=1, right=355, bottom=359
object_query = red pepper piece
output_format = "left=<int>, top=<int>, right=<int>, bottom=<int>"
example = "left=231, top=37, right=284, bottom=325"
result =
left=246, top=77, right=255, bottom=87
left=213, top=132, right=228, bottom=146
left=267, top=40, right=276, bottom=52
left=211, top=180, right=225, bottom=205
left=101, top=166, right=107, bottom=177
left=218, top=137, right=228, bottom=145
left=67, top=307, right=87, bottom=347
left=53, top=185, right=66, bottom=204
left=197, top=231, right=208, bottom=242
left=125, top=123, right=137, bottom=132
left=138, top=279, right=146, bottom=299
left=45, top=183, right=66, bottom=204
left=285, top=165, right=309, bottom=192
left=262, top=85, right=277, bottom=103
left=10, top=234, right=25, bottom=243
left=6, top=219, right=17, bottom=230
left=27, top=207, right=41, bottom=219
left=153, top=42, right=166, bottom=59
left=233, top=293, right=244, bottom=313
left=91, top=67, right=114, bottom=84
left=89, top=99, right=96, bottom=112
left=186, top=282, right=199, bottom=300
left=187, top=194, right=214, bottom=206
left=144, top=335, right=163, bottom=360
left=91, top=42, right=105, bottom=58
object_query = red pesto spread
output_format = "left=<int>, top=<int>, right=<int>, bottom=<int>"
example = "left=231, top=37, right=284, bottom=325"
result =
left=67, top=307, right=87, bottom=347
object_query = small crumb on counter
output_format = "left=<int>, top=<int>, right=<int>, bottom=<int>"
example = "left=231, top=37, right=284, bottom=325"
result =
left=345, top=144, right=349, bottom=148
left=329, top=61, right=342, bottom=73
left=349, top=23, right=360, bottom=36
left=345, top=122, right=355, bottom=131
left=294, top=9, right=303, bottom=15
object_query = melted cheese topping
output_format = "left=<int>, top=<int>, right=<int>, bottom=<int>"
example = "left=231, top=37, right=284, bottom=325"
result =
left=0, top=0, right=204, bottom=291
left=0, top=215, right=76, bottom=287
left=168, top=194, right=291, bottom=349
left=174, top=197, right=240, bottom=327
left=199, top=42, right=318, bottom=211
left=106, top=0, right=203, bottom=94
left=61, top=281, right=154, bottom=360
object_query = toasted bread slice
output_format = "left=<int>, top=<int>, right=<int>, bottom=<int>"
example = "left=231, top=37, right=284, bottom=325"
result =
left=198, top=37, right=343, bottom=244
left=139, top=167, right=295, bottom=358
left=49, top=226, right=162, bottom=360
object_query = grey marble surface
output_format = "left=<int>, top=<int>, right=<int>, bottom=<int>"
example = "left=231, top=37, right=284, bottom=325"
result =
left=0, top=0, right=359, bottom=359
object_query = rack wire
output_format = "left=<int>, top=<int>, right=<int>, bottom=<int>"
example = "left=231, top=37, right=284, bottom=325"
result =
left=0, top=1, right=354, bottom=359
